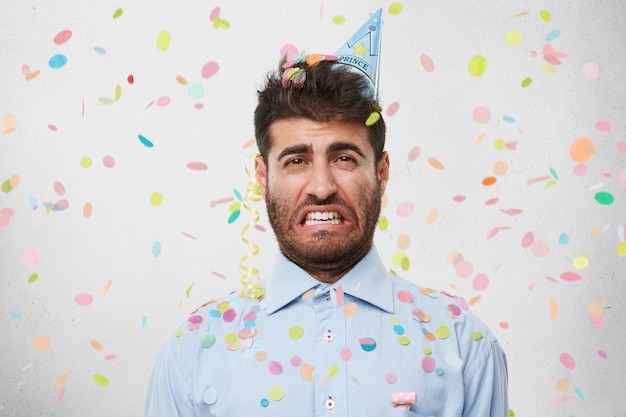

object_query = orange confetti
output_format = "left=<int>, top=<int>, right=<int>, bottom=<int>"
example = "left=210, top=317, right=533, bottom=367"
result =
left=482, top=176, right=497, bottom=186
left=425, top=208, right=438, bottom=224
left=514, top=11, right=529, bottom=17
left=254, top=351, right=267, bottom=362
left=91, top=340, right=104, bottom=350
left=83, top=202, right=93, bottom=218
left=175, top=75, right=188, bottom=86
left=101, top=279, right=112, bottom=296
left=475, top=133, right=486, bottom=144
left=300, top=364, right=316, bottom=382
left=32, top=335, right=51, bottom=351
left=428, top=156, right=445, bottom=170
left=569, top=137, right=596, bottom=162
left=9, top=174, right=20, bottom=188
left=555, top=378, right=570, bottom=391
left=469, top=295, right=482, bottom=305
left=550, top=299, right=559, bottom=320
left=56, top=374, right=68, bottom=387
left=243, top=138, right=256, bottom=149
left=589, top=225, right=603, bottom=237
left=588, top=301, right=603, bottom=317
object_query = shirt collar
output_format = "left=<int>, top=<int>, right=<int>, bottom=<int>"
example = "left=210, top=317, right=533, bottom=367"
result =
left=264, top=246, right=394, bottom=315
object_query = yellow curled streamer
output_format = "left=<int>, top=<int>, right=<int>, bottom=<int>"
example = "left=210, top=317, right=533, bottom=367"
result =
left=239, top=153, right=265, bottom=298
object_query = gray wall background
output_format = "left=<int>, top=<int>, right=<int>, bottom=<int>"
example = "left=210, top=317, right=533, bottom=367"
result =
left=1, top=1, right=625, bottom=416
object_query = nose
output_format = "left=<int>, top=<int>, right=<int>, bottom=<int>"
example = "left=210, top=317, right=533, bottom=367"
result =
left=304, top=162, right=337, bottom=200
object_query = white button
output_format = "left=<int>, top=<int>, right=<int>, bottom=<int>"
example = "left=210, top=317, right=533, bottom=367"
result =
left=325, top=397, right=335, bottom=410
left=325, top=330, right=334, bottom=342
left=203, top=387, right=218, bottom=405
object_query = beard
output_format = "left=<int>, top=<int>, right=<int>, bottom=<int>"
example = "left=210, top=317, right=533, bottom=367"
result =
left=265, top=181, right=383, bottom=276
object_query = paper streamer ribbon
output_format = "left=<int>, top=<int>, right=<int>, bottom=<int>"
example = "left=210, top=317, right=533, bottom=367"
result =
left=239, top=153, right=265, bottom=298
left=391, top=391, right=417, bottom=410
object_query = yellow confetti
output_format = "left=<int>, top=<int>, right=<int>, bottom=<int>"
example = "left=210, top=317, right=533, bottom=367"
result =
left=572, top=255, right=589, bottom=269
left=468, top=55, right=488, bottom=77
left=388, top=3, right=403, bottom=15
left=156, top=30, right=171, bottom=51
left=115, top=84, right=121, bottom=101
left=332, top=15, right=346, bottom=25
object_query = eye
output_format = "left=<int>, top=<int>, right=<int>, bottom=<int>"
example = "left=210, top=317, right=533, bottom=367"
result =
left=336, top=155, right=356, bottom=164
left=286, top=157, right=305, bottom=165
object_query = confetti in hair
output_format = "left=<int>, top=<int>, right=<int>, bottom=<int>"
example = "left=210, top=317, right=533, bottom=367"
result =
left=239, top=154, right=265, bottom=298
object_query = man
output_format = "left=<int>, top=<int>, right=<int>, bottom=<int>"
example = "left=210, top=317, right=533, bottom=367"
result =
left=146, top=10, right=508, bottom=417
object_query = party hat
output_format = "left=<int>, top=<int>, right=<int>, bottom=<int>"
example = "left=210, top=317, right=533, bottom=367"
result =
left=334, top=8, right=383, bottom=98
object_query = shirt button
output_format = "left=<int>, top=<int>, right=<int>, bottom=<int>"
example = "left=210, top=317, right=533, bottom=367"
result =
left=325, top=330, right=334, bottom=342
left=325, top=397, right=335, bottom=410
left=202, top=387, right=218, bottom=405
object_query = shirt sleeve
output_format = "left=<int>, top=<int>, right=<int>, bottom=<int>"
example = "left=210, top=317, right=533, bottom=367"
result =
left=144, top=342, right=195, bottom=417
left=462, top=340, right=509, bottom=417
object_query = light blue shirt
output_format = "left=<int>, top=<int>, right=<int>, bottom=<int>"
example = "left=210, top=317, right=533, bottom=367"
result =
left=145, top=247, right=508, bottom=417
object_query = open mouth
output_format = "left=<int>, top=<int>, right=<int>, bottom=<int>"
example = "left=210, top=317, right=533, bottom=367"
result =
left=302, top=210, right=345, bottom=226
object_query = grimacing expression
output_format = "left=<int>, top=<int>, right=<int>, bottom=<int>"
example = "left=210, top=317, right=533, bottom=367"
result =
left=255, top=118, right=389, bottom=280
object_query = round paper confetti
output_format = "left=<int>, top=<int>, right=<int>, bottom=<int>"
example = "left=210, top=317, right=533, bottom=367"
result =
left=435, top=325, right=451, bottom=339
left=200, top=333, right=216, bottom=348
left=385, top=372, right=398, bottom=384
left=53, top=30, right=72, bottom=45
left=49, top=54, right=68, bottom=69
left=75, top=293, right=93, bottom=306
left=396, top=201, right=415, bottom=217
left=288, top=325, right=304, bottom=340
left=582, top=62, right=599, bottom=80
left=340, top=348, right=352, bottom=361
left=202, top=61, right=219, bottom=79
left=569, top=138, right=596, bottom=162
left=594, top=191, right=614, bottom=205
left=268, top=386, right=284, bottom=401
left=150, top=192, right=164, bottom=206
left=80, top=157, right=93, bottom=168
left=32, top=335, right=51, bottom=351
left=472, top=106, right=491, bottom=124
left=359, top=337, right=377, bottom=352
left=156, top=30, right=171, bottom=51
left=420, top=54, right=435, bottom=72
left=421, top=356, right=436, bottom=373
left=505, top=30, right=523, bottom=46
left=332, top=15, right=346, bottom=25
left=102, top=155, right=115, bottom=168
left=472, top=273, right=489, bottom=291
left=388, top=3, right=403, bottom=14
left=468, top=55, right=488, bottom=77
left=23, top=251, right=41, bottom=269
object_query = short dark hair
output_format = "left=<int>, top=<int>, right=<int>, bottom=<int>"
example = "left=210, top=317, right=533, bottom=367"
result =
left=254, top=57, right=386, bottom=161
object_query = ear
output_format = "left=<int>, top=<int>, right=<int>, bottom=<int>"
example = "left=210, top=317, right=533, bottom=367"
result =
left=377, top=151, right=390, bottom=193
left=255, top=154, right=268, bottom=196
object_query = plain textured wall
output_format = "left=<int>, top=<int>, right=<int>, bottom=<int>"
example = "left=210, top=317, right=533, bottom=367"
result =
left=1, top=1, right=625, bottom=416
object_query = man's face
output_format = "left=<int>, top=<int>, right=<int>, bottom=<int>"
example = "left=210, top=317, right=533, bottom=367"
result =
left=255, top=118, right=389, bottom=282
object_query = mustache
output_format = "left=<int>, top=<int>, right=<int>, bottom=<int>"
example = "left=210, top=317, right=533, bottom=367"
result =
left=295, top=195, right=348, bottom=212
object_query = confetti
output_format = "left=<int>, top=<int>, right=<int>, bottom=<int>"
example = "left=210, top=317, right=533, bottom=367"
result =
left=53, top=30, right=72, bottom=45
left=420, top=54, right=435, bottom=72
left=468, top=55, right=488, bottom=77
left=201, top=61, right=219, bottom=79
left=332, top=15, right=346, bottom=25
left=582, top=62, right=599, bottom=80
left=75, top=293, right=93, bottom=306
left=113, top=8, right=123, bottom=18
left=138, top=134, right=154, bottom=147
left=93, top=374, right=109, bottom=387
left=156, top=30, right=171, bottom=51
left=49, top=54, right=68, bottom=69
left=32, top=335, right=51, bottom=351
left=150, top=192, right=164, bottom=206
left=388, top=3, right=403, bottom=15
left=505, top=30, right=523, bottom=46
left=472, top=106, right=491, bottom=124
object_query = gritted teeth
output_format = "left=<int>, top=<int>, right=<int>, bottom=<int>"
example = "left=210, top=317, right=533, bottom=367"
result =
left=303, top=210, right=344, bottom=226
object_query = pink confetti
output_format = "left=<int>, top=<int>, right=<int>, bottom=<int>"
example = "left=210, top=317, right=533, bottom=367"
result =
left=340, top=348, right=352, bottom=361
left=386, top=101, right=400, bottom=117
left=407, top=146, right=421, bottom=162
left=156, top=96, right=171, bottom=107
left=472, top=273, right=489, bottom=291
left=397, top=290, right=413, bottom=303
left=559, top=352, right=576, bottom=369
left=385, top=372, right=398, bottom=384
left=280, top=44, right=299, bottom=60
left=499, top=322, right=509, bottom=329
left=53, top=181, right=66, bottom=196
left=396, top=201, right=415, bottom=217
left=48, top=124, right=58, bottom=131
left=472, top=106, right=491, bottom=124
left=209, top=197, right=234, bottom=208
left=454, top=260, right=473, bottom=278
left=617, top=141, right=626, bottom=154
left=619, top=170, right=626, bottom=187
left=419, top=54, right=435, bottom=72
left=254, top=224, right=266, bottom=232
left=484, top=197, right=499, bottom=206
left=181, top=232, right=197, bottom=240
left=53, top=29, right=72, bottom=45
left=527, top=175, right=551, bottom=186
left=336, top=285, right=344, bottom=305
left=23, top=251, right=41, bottom=269
left=105, top=354, right=117, bottom=360
left=531, top=240, right=549, bottom=257
left=582, top=62, right=599, bottom=80
left=0, top=207, right=15, bottom=229
left=187, top=162, right=208, bottom=171
left=560, top=271, right=582, bottom=282
left=573, top=163, right=588, bottom=176
left=421, top=356, right=435, bottom=373
left=500, top=208, right=523, bottom=216
left=268, top=361, right=283, bottom=375
left=209, top=6, right=220, bottom=21
left=452, top=195, right=466, bottom=202
left=102, top=155, right=115, bottom=168
left=212, top=271, right=227, bottom=280
left=75, top=293, right=93, bottom=306
left=486, top=227, right=499, bottom=239
left=597, top=350, right=607, bottom=359
left=521, top=231, right=535, bottom=248
left=201, top=61, right=219, bottom=79
left=595, top=120, right=611, bottom=132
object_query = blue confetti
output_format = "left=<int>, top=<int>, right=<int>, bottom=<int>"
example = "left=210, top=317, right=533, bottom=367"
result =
left=94, top=46, right=106, bottom=55
left=141, top=316, right=148, bottom=328
left=559, top=233, right=569, bottom=245
left=545, top=29, right=561, bottom=41
left=152, top=241, right=161, bottom=257
left=9, top=311, right=21, bottom=319
left=48, top=54, right=68, bottom=69
left=138, top=134, right=154, bottom=148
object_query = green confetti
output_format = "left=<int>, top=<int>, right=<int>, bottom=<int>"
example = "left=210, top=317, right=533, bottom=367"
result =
left=594, top=191, right=614, bottom=205
left=332, top=15, right=346, bottom=25
left=112, top=8, right=123, bottom=18
left=388, top=3, right=403, bottom=15
left=28, top=273, right=39, bottom=284
left=379, top=216, right=388, bottom=231
left=1, top=180, right=12, bottom=193
left=185, top=284, right=194, bottom=298
left=521, top=77, right=532, bottom=87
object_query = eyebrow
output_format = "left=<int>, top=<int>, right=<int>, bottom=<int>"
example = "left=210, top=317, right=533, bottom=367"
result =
left=276, top=141, right=366, bottom=161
